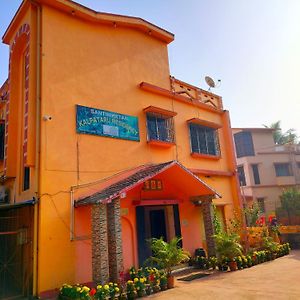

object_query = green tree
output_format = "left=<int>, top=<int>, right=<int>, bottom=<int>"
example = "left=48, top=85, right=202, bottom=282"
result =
left=280, top=188, right=300, bottom=224
left=263, top=120, right=298, bottom=145
left=244, top=203, right=261, bottom=227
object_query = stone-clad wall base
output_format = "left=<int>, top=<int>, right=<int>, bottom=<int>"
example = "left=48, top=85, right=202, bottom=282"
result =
left=107, top=198, right=123, bottom=282
left=91, top=204, right=109, bottom=284
left=201, top=198, right=216, bottom=257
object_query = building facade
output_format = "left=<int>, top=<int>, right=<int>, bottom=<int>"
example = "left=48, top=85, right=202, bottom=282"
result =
left=0, top=0, right=242, bottom=298
left=233, top=128, right=300, bottom=216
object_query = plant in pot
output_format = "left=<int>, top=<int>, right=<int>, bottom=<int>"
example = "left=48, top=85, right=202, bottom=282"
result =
left=209, top=256, right=218, bottom=270
left=148, top=237, right=190, bottom=289
left=159, top=273, right=168, bottom=291
left=214, top=232, right=243, bottom=272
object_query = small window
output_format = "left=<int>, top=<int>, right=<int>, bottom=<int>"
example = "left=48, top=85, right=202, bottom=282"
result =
left=274, top=163, right=293, bottom=177
left=252, top=164, right=260, bottom=185
left=189, top=123, right=220, bottom=156
left=237, top=165, right=246, bottom=186
left=146, top=113, right=175, bottom=143
left=0, top=121, right=4, bottom=160
left=23, top=167, right=30, bottom=191
left=257, top=197, right=265, bottom=213
left=234, top=131, right=255, bottom=158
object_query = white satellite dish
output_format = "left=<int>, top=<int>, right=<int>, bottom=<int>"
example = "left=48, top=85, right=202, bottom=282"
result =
left=205, top=76, right=221, bottom=91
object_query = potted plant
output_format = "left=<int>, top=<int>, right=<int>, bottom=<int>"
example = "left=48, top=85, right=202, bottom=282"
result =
left=148, top=237, right=190, bottom=289
left=209, top=256, right=218, bottom=270
left=159, top=274, right=168, bottom=291
left=214, top=232, right=243, bottom=271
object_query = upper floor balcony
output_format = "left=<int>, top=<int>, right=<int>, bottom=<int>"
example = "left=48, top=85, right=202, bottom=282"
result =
left=171, top=77, right=223, bottom=111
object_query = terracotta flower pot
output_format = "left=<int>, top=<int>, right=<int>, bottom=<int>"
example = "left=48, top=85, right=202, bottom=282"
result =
left=167, top=275, right=175, bottom=289
left=228, top=261, right=238, bottom=271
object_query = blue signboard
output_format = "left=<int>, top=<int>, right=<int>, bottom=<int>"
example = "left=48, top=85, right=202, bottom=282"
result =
left=76, top=105, right=140, bottom=141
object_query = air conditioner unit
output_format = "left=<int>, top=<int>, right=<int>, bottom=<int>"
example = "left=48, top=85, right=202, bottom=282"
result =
left=0, top=185, right=9, bottom=204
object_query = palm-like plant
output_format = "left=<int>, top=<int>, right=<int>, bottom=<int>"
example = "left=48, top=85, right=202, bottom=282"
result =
left=148, top=237, right=190, bottom=276
left=214, top=232, right=243, bottom=260
left=263, top=120, right=298, bottom=145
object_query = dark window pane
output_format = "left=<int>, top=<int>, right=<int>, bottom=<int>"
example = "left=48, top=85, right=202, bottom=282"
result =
left=274, top=163, right=292, bottom=176
left=146, top=113, right=174, bottom=143
left=237, top=166, right=246, bottom=186
left=189, top=123, right=219, bottom=156
left=234, top=131, right=255, bottom=158
left=23, top=167, right=30, bottom=191
left=252, top=164, right=261, bottom=185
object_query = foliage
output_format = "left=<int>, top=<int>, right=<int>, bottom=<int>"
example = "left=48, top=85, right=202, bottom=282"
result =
left=59, top=284, right=91, bottom=300
left=94, top=284, right=110, bottom=300
left=212, top=204, right=222, bottom=235
left=261, top=236, right=279, bottom=253
left=279, top=188, right=300, bottom=224
left=263, top=120, right=299, bottom=144
left=213, top=231, right=243, bottom=260
left=228, top=210, right=244, bottom=236
left=147, top=237, right=190, bottom=276
left=244, top=203, right=261, bottom=227
left=280, top=188, right=300, bottom=211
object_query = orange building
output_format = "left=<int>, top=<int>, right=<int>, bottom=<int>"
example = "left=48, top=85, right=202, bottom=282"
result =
left=0, top=0, right=242, bottom=298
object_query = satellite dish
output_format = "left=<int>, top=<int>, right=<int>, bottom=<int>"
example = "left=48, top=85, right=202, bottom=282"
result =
left=205, top=76, right=221, bottom=91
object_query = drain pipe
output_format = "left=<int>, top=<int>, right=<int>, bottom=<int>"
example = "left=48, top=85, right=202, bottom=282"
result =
left=31, top=0, right=42, bottom=296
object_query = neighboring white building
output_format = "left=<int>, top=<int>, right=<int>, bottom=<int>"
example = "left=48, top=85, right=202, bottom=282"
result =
left=232, top=128, right=300, bottom=216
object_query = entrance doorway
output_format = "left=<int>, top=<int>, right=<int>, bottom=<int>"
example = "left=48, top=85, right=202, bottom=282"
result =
left=136, top=204, right=182, bottom=265
left=0, top=205, right=33, bottom=299
left=149, top=209, right=167, bottom=240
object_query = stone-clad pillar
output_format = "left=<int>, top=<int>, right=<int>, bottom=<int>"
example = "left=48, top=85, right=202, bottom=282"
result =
left=91, top=203, right=109, bottom=284
left=201, top=198, right=216, bottom=257
left=107, top=198, right=123, bottom=282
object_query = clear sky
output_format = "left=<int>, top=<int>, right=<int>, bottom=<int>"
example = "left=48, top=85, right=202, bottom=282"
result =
left=0, top=0, right=299, bottom=135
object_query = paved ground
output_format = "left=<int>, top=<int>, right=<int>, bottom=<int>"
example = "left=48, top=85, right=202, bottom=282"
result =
left=149, top=250, right=300, bottom=300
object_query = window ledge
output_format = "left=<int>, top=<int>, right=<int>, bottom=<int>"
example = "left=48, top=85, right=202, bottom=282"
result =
left=147, top=139, right=175, bottom=147
left=191, top=152, right=221, bottom=160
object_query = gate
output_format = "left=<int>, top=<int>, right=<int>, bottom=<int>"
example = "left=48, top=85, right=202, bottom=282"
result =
left=0, top=205, right=33, bottom=299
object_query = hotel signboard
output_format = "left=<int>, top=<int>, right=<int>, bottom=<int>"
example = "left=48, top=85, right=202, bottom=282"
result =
left=76, top=105, right=140, bottom=141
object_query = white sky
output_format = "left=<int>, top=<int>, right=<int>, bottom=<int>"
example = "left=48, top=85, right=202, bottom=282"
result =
left=0, top=0, right=299, bottom=135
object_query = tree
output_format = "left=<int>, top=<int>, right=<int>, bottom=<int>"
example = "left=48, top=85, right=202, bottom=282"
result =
left=263, top=120, right=298, bottom=145
left=280, top=188, right=300, bottom=224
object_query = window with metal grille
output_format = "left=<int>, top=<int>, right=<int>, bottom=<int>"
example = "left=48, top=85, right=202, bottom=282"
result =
left=0, top=122, right=4, bottom=160
left=252, top=164, right=261, bottom=185
left=234, top=131, right=255, bottom=158
left=274, top=163, right=293, bottom=177
left=237, top=165, right=246, bottom=186
left=146, top=113, right=175, bottom=143
left=189, top=123, right=220, bottom=156
left=257, top=197, right=265, bottom=213
left=23, top=167, right=30, bottom=191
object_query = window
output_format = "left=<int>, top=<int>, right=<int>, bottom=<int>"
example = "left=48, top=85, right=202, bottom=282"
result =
left=298, top=162, right=300, bottom=168
left=257, top=197, right=265, bottom=213
left=252, top=164, right=260, bottom=185
left=237, top=165, right=246, bottom=186
left=274, top=163, right=293, bottom=177
left=234, top=131, right=255, bottom=158
left=146, top=112, right=175, bottom=143
left=23, top=167, right=30, bottom=191
left=189, top=123, right=220, bottom=156
left=0, top=121, right=4, bottom=160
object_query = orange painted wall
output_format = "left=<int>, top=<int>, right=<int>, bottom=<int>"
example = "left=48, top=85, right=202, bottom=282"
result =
left=2, top=1, right=242, bottom=295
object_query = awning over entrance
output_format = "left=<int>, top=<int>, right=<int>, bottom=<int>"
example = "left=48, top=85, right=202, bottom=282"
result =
left=74, top=160, right=220, bottom=207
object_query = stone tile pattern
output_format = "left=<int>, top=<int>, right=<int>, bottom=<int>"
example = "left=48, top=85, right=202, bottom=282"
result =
left=107, top=198, right=123, bottom=282
left=91, top=203, right=109, bottom=284
left=201, top=197, right=216, bottom=257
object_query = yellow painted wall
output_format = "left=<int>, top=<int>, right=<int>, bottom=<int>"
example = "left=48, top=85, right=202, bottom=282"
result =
left=3, top=1, right=241, bottom=295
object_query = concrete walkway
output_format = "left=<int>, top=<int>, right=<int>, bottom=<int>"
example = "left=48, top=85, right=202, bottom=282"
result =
left=149, top=250, right=300, bottom=300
